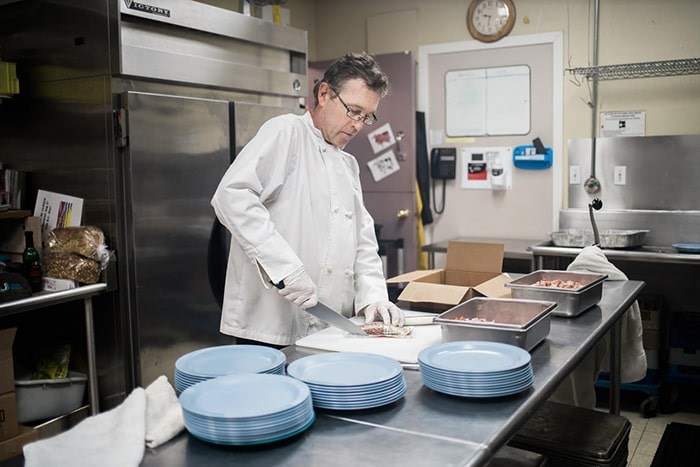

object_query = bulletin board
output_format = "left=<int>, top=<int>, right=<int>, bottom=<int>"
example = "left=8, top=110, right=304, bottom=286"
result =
left=445, top=65, right=530, bottom=137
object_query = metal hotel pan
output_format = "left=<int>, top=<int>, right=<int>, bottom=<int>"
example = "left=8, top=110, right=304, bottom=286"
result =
left=550, top=229, right=649, bottom=249
left=506, top=270, right=607, bottom=318
left=435, top=297, right=557, bottom=351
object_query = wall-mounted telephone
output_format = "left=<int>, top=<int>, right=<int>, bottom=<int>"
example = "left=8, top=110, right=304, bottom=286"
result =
left=429, top=147, right=456, bottom=215
left=430, top=147, right=456, bottom=180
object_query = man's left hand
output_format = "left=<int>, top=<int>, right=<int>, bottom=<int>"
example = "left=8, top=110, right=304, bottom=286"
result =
left=362, top=301, right=405, bottom=326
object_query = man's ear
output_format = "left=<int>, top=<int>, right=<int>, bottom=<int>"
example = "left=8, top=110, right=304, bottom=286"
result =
left=317, top=82, right=332, bottom=104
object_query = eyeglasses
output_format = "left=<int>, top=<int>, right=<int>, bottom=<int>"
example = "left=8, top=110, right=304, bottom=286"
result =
left=328, top=85, right=377, bottom=125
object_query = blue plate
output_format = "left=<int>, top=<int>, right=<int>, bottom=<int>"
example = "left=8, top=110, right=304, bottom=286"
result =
left=287, top=352, right=402, bottom=387
left=179, top=373, right=310, bottom=420
left=176, top=345, right=285, bottom=378
left=672, top=243, right=700, bottom=254
left=418, top=341, right=531, bottom=374
left=187, top=412, right=316, bottom=446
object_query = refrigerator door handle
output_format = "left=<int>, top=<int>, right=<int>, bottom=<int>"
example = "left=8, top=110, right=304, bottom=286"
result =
left=207, top=218, right=230, bottom=309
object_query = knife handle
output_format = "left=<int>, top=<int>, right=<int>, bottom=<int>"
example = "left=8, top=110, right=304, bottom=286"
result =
left=270, top=280, right=285, bottom=289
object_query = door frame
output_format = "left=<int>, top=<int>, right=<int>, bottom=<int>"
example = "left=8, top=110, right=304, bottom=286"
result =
left=417, top=32, right=564, bottom=241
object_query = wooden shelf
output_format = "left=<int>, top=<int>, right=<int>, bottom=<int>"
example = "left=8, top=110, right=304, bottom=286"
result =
left=0, top=209, right=31, bottom=220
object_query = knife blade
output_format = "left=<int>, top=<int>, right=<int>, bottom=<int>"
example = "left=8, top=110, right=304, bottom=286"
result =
left=269, top=279, right=367, bottom=335
left=305, top=302, right=367, bottom=336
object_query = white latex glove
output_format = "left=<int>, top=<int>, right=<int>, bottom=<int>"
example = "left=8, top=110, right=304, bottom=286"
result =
left=362, top=301, right=405, bottom=327
left=277, top=267, right=318, bottom=310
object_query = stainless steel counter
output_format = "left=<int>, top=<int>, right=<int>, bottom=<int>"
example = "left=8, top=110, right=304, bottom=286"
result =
left=139, top=280, right=644, bottom=467
left=530, top=241, right=700, bottom=267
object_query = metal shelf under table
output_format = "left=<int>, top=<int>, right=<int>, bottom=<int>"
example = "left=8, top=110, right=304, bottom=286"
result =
left=0, top=283, right=107, bottom=415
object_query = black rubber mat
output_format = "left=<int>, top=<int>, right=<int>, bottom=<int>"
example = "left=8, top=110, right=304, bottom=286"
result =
left=651, top=422, right=700, bottom=467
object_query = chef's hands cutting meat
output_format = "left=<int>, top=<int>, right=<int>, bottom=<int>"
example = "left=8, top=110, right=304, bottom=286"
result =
left=361, top=301, right=405, bottom=327
left=277, top=267, right=319, bottom=310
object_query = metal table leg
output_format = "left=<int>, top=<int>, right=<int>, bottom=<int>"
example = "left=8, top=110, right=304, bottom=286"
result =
left=83, top=296, right=100, bottom=415
left=609, top=320, right=621, bottom=415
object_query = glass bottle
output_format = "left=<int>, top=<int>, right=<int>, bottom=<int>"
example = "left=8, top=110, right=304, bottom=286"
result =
left=23, top=231, right=43, bottom=293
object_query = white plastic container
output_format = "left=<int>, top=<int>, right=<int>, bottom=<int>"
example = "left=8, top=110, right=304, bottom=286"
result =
left=15, top=370, right=87, bottom=423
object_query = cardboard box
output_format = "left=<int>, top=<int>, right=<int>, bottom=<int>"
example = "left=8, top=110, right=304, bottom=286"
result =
left=0, top=392, right=19, bottom=442
left=387, top=241, right=511, bottom=312
left=0, top=328, right=16, bottom=395
left=0, top=425, right=38, bottom=462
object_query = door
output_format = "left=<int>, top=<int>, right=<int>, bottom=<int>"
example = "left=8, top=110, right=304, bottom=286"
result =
left=311, top=52, right=417, bottom=276
left=419, top=35, right=563, bottom=243
left=122, top=91, right=233, bottom=386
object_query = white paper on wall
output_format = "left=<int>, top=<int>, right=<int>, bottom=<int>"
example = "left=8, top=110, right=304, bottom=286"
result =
left=367, top=122, right=396, bottom=154
left=367, top=149, right=400, bottom=182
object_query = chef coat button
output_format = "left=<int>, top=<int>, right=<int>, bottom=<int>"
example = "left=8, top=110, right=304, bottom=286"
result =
left=332, top=206, right=339, bottom=213
left=325, top=266, right=332, bottom=273
left=344, top=211, right=353, bottom=219
left=345, top=269, right=354, bottom=277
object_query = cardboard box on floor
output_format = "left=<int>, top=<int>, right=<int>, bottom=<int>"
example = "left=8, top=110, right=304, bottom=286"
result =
left=0, top=393, right=19, bottom=442
left=0, top=328, right=17, bottom=395
left=0, top=425, right=38, bottom=462
left=0, top=328, right=19, bottom=442
left=387, top=241, right=512, bottom=312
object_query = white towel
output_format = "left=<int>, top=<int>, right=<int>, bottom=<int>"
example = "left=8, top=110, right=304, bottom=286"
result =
left=23, top=387, right=146, bottom=467
left=550, top=246, right=647, bottom=408
left=145, top=375, right=185, bottom=449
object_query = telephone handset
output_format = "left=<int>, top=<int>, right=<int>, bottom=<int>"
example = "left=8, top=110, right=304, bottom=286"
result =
left=430, top=147, right=456, bottom=180
left=429, top=147, right=456, bottom=215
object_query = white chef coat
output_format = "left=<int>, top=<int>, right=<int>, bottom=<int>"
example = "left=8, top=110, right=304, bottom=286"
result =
left=211, top=112, right=389, bottom=345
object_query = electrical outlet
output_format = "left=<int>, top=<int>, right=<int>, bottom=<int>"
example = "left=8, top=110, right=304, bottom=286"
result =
left=614, top=166, right=626, bottom=185
left=569, top=165, right=581, bottom=184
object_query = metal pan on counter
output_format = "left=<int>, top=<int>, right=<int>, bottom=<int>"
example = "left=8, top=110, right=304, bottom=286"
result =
left=550, top=229, right=649, bottom=249
left=506, top=270, right=607, bottom=318
left=434, top=297, right=557, bottom=351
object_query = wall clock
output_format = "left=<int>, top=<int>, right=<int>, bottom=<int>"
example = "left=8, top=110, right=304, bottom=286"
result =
left=466, top=0, right=516, bottom=43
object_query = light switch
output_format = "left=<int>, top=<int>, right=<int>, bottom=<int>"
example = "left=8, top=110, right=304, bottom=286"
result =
left=569, top=165, right=581, bottom=184
left=614, top=166, right=626, bottom=185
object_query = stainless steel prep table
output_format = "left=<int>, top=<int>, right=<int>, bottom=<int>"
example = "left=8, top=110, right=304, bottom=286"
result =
left=530, top=241, right=700, bottom=268
left=139, top=280, right=644, bottom=467
left=422, top=237, right=536, bottom=269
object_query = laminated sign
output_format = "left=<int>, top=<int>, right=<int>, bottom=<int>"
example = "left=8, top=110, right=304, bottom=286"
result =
left=33, top=190, right=84, bottom=237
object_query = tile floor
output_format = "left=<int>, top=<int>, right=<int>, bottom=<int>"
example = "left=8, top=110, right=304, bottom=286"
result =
left=595, top=387, right=700, bottom=467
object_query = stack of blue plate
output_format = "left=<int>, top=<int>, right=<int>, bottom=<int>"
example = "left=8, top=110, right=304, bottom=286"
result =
left=179, top=373, right=315, bottom=446
left=287, top=352, right=406, bottom=410
left=418, top=341, right=534, bottom=398
left=174, top=345, right=285, bottom=393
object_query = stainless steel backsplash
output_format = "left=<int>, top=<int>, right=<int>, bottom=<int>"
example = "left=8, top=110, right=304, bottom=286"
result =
left=563, top=135, right=700, bottom=245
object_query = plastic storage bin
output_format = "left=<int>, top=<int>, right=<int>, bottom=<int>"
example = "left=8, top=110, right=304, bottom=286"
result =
left=15, top=370, right=87, bottom=423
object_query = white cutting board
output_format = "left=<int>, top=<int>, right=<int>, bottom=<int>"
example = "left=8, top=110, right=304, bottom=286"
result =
left=295, top=311, right=443, bottom=364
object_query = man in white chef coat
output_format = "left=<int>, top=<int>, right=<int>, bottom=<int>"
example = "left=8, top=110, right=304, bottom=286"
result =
left=211, top=52, right=404, bottom=347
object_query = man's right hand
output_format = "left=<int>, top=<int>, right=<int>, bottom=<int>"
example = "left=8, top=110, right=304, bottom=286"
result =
left=277, top=267, right=318, bottom=310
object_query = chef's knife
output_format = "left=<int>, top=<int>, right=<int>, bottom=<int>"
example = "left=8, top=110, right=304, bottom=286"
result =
left=271, top=279, right=367, bottom=335
left=305, top=302, right=368, bottom=336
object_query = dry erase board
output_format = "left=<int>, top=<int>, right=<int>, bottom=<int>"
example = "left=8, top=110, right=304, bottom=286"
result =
left=445, top=65, right=530, bottom=137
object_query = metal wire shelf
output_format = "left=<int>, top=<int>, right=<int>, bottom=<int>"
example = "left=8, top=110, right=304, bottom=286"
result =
left=567, top=58, right=700, bottom=81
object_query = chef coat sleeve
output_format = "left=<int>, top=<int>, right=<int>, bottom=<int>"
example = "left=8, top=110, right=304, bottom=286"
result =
left=211, top=116, right=303, bottom=285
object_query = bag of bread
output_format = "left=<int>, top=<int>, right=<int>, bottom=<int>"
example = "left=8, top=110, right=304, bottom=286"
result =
left=44, top=251, right=102, bottom=284
left=46, top=226, right=110, bottom=267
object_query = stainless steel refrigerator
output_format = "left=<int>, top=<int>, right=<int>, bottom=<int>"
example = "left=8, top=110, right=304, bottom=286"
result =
left=0, top=0, right=307, bottom=405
